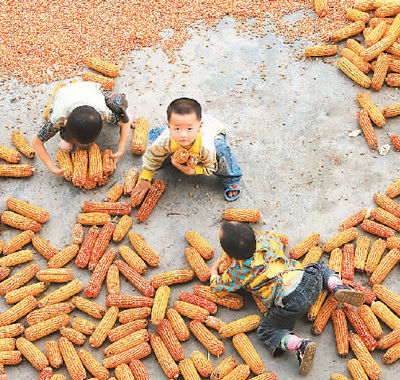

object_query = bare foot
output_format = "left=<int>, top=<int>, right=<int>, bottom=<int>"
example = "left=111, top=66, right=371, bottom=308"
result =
left=58, top=139, right=73, bottom=152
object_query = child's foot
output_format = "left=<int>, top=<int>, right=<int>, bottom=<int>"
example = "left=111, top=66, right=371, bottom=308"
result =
left=224, top=184, right=241, bottom=202
left=297, top=339, right=317, bottom=376
left=333, top=284, right=366, bottom=307
left=58, top=139, right=73, bottom=152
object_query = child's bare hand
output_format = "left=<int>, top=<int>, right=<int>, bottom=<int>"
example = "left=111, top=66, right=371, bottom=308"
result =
left=110, top=150, right=124, bottom=168
left=50, top=166, right=65, bottom=177
left=171, top=156, right=195, bottom=175
left=131, top=179, right=152, bottom=197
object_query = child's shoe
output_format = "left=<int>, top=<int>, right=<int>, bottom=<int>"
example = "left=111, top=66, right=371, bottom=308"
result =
left=297, top=339, right=317, bottom=376
left=333, top=284, right=366, bottom=307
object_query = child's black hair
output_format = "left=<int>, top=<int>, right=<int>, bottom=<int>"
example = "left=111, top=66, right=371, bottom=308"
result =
left=220, top=221, right=256, bottom=260
left=167, top=98, right=202, bottom=121
left=65, top=106, right=103, bottom=144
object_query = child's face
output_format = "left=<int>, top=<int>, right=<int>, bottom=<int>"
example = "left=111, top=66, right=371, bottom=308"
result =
left=168, top=112, right=201, bottom=148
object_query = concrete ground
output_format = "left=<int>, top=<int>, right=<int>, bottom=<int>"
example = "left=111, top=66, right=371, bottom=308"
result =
left=1, top=15, right=400, bottom=380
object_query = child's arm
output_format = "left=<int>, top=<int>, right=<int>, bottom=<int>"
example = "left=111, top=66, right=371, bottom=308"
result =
left=110, top=117, right=133, bottom=167
left=209, top=258, right=242, bottom=297
left=31, top=135, right=65, bottom=176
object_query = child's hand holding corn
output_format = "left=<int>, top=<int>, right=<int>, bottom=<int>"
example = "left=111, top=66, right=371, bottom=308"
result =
left=171, top=156, right=196, bottom=175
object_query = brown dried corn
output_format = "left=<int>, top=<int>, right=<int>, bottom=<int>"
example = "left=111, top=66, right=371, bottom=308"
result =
left=321, top=228, right=359, bottom=252
left=232, top=332, right=264, bottom=374
left=150, top=333, right=179, bottom=378
left=39, top=279, right=84, bottom=308
left=0, top=263, right=38, bottom=294
left=312, top=294, right=339, bottom=335
left=118, top=245, right=147, bottom=274
left=185, top=247, right=211, bottom=282
left=32, top=236, right=58, bottom=260
left=118, top=307, right=152, bottom=324
left=88, top=222, right=115, bottom=270
left=10, top=130, right=35, bottom=158
left=166, top=308, right=190, bottom=341
left=24, top=314, right=70, bottom=341
left=27, top=302, right=74, bottom=326
left=193, top=285, right=243, bottom=309
left=78, top=349, right=109, bottom=380
left=76, top=212, right=111, bottom=226
left=131, top=118, right=148, bottom=155
left=89, top=306, right=119, bottom=348
left=358, top=304, right=383, bottom=339
left=16, top=337, right=48, bottom=371
left=0, top=164, right=35, bottom=177
left=371, top=301, right=400, bottom=329
left=151, top=286, right=171, bottom=325
left=48, top=244, right=79, bottom=268
left=185, top=231, right=214, bottom=259
left=46, top=340, right=63, bottom=368
left=337, top=57, right=371, bottom=88
left=1, top=211, right=41, bottom=232
left=191, top=350, right=213, bottom=377
left=190, top=321, right=224, bottom=357
left=150, top=269, right=194, bottom=288
left=332, top=309, right=349, bottom=357
left=72, top=296, right=106, bottom=319
left=128, top=231, right=160, bottom=267
left=82, top=71, right=115, bottom=90
left=370, top=248, right=400, bottom=284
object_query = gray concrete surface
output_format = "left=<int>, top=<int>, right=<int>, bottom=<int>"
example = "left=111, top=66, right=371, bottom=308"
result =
left=1, top=16, right=400, bottom=380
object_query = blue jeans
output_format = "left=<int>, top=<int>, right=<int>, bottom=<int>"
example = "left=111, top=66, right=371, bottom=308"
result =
left=148, top=127, right=242, bottom=187
left=257, top=261, right=336, bottom=355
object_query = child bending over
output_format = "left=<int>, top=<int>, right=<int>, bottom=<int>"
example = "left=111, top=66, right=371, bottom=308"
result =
left=131, top=98, right=242, bottom=201
left=210, top=221, right=366, bottom=376
left=32, top=81, right=133, bottom=176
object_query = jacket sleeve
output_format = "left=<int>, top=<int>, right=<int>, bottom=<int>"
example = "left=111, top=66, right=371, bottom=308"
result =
left=210, top=267, right=242, bottom=296
left=139, top=137, right=171, bottom=181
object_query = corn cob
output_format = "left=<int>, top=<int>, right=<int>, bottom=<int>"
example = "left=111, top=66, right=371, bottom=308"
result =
left=106, top=294, right=154, bottom=309
left=128, top=231, right=160, bottom=266
left=115, top=363, right=135, bottom=379
left=372, top=301, right=400, bottom=328
left=89, top=306, right=118, bottom=348
left=26, top=302, right=74, bottom=326
left=174, top=300, right=210, bottom=321
left=76, top=212, right=111, bottom=226
left=60, top=327, right=86, bottom=346
left=24, top=314, right=70, bottom=341
left=119, top=307, right=152, bottom=324
left=102, top=149, right=114, bottom=176
left=193, top=285, right=243, bottom=309
left=1, top=211, right=41, bottom=232
left=32, top=236, right=58, bottom=260
left=375, top=4, right=400, bottom=17
left=129, top=359, right=150, bottom=380
left=48, top=244, right=79, bottom=268
left=312, top=294, right=339, bottom=334
left=348, top=359, right=368, bottom=380
left=371, top=207, right=400, bottom=231
left=0, top=324, right=24, bottom=339
left=86, top=248, right=116, bottom=298
left=3, top=230, right=34, bottom=255
left=110, top=216, right=131, bottom=243
left=329, top=248, right=342, bottom=275
left=78, top=349, right=109, bottom=380
left=59, top=336, right=87, bottom=380
left=205, top=316, right=227, bottom=332
left=131, top=118, right=148, bottom=155
left=383, top=103, right=400, bottom=118
left=185, top=247, right=211, bottom=282
left=103, top=341, right=152, bottom=369
left=106, top=264, right=120, bottom=295
left=179, top=359, right=201, bottom=380
left=191, top=350, right=213, bottom=377
left=166, top=308, right=190, bottom=341
left=341, top=47, right=371, bottom=74
left=218, top=251, right=233, bottom=274
left=289, top=233, right=321, bottom=259
left=349, top=333, right=382, bottom=379
left=10, top=130, right=35, bottom=158
left=118, top=247, right=147, bottom=276
left=250, top=294, right=267, bottom=315
left=39, top=279, right=84, bottom=308
left=354, top=0, right=376, bottom=11
left=343, top=303, right=377, bottom=351
left=107, top=184, right=123, bottom=203
left=185, top=231, right=214, bottom=259
left=302, top=246, right=323, bottom=267
left=104, top=329, right=149, bottom=357
left=82, top=71, right=115, bottom=90
left=0, top=267, right=9, bottom=282
left=190, top=321, right=225, bottom=357
left=343, top=279, right=376, bottom=304
left=115, top=259, right=154, bottom=297
left=322, top=228, right=359, bottom=252
left=383, top=341, right=400, bottom=363
left=49, top=375, right=66, bottom=380
left=365, top=22, right=388, bottom=47
left=308, top=290, right=328, bottom=321
left=72, top=318, right=96, bottom=336
left=347, top=39, right=367, bottom=57
left=357, top=110, right=378, bottom=151
left=0, top=264, right=38, bottom=295
left=219, top=315, right=262, bottom=340
left=97, top=173, right=109, bottom=186
left=0, top=145, right=20, bottom=163
left=346, top=8, right=371, bottom=22
left=16, top=337, right=48, bottom=371
left=150, top=334, right=180, bottom=378
left=0, top=249, right=33, bottom=267
left=337, top=57, right=371, bottom=87
left=332, top=21, right=366, bottom=41
left=373, top=284, right=400, bottom=315
left=374, top=192, right=400, bottom=217
left=151, top=286, right=171, bottom=325
left=0, top=163, right=35, bottom=177
left=222, top=208, right=261, bottom=223
left=82, top=201, right=131, bottom=216
left=211, top=356, right=238, bottom=380
left=178, top=291, right=217, bottom=314
left=219, top=364, right=250, bottom=380
left=44, top=82, right=66, bottom=120
left=361, top=219, right=395, bottom=238
left=72, top=149, right=88, bottom=187
left=72, top=296, right=106, bottom=319
left=38, top=367, right=53, bottom=380
left=86, top=57, right=119, bottom=77
left=387, top=12, right=400, bottom=37
left=156, top=319, right=184, bottom=361
left=46, top=340, right=63, bottom=368
left=372, top=53, right=391, bottom=90
left=108, top=319, right=148, bottom=343
left=342, top=244, right=355, bottom=281
left=387, top=236, right=400, bottom=249
left=123, top=167, right=139, bottom=195
left=136, top=179, right=165, bottom=222
left=331, top=309, right=349, bottom=357
left=75, top=225, right=99, bottom=268
left=56, top=150, right=74, bottom=181
left=5, top=282, right=48, bottom=304
left=232, top=332, right=264, bottom=374
left=83, top=168, right=96, bottom=190
left=0, top=338, right=15, bottom=352
left=248, top=373, right=277, bottom=380
left=370, top=248, right=400, bottom=284
left=0, top=351, right=21, bottom=365
left=88, top=222, right=115, bottom=270
left=357, top=93, right=386, bottom=127
left=36, top=268, right=73, bottom=283
left=387, top=40, right=400, bottom=55
left=88, top=143, right=103, bottom=182
left=391, top=135, right=400, bottom=150
left=71, top=224, right=84, bottom=246
left=370, top=16, right=394, bottom=27
left=378, top=328, right=400, bottom=349
left=365, top=35, right=397, bottom=61
left=358, top=304, right=383, bottom=339
left=354, top=236, right=371, bottom=272
left=150, top=269, right=194, bottom=288
left=171, top=147, right=189, bottom=164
